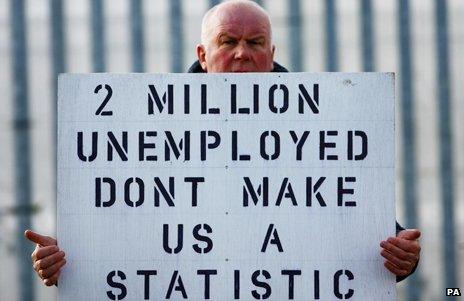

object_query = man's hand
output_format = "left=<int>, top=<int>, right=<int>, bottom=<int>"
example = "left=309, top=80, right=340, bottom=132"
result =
left=24, top=230, right=65, bottom=286
left=380, top=229, right=421, bottom=277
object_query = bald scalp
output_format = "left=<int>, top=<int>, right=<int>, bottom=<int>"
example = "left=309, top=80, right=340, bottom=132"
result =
left=200, top=0, right=272, bottom=47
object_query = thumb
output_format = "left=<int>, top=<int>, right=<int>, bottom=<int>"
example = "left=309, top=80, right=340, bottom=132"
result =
left=24, top=230, right=57, bottom=247
left=398, top=229, right=421, bottom=240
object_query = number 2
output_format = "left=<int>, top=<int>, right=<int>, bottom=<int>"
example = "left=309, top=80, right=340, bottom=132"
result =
left=94, top=84, right=113, bottom=116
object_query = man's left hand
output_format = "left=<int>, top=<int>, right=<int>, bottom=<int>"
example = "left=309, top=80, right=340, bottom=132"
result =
left=380, top=229, right=421, bottom=277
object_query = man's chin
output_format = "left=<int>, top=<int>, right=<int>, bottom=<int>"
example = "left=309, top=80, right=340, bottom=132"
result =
left=231, top=69, right=255, bottom=73
left=214, top=66, right=261, bottom=73
left=225, top=65, right=257, bottom=72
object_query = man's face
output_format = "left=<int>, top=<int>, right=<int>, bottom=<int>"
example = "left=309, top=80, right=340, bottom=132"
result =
left=198, top=5, right=275, bottom=73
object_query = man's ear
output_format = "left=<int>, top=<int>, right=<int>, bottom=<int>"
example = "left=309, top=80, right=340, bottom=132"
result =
left=196, top=44, right=208, bottom=72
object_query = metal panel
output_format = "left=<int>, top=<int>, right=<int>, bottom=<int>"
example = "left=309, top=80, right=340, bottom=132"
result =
left=90, top=0, right=106, bottom=72
left=360, top=0, right=374, bottom=71
left=325, top=0, right=338, bottom=71
left=10, top=0, right=33, bottom=300
left=50, top=0, right=66, bottom=211
left=169, top=0, right=184, bottom=72
left=288, top=0, right=303, bottom=71
left=130, top=0, right=145, bottom=72
left=209, top=0, right=220, bottom=7
left=397, top=1, right=421, bottom=299
left=434, top=0, right=457, bottom=294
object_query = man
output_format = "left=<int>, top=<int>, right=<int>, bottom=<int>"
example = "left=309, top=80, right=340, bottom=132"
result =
left=25, top=0, right=420, bottom=287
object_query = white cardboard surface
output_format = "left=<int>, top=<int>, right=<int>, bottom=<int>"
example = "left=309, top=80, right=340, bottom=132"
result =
left=58, top=73, right=395, bottom=300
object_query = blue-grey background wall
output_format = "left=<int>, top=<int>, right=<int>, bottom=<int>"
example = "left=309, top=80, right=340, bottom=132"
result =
left=0, top=0, right=463, bottom=300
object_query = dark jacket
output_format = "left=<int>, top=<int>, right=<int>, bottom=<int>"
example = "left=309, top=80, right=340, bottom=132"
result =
left=187, top=60, right=289, bottom=73
left=187, top=60, right=417, bottom=283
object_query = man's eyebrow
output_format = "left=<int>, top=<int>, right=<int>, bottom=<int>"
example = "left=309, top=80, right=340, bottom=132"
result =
left=247, top=36, right=266, bottom=42
left=217, top=32, right=236, bottom=39
left=216, top=33, right=268, bottom=43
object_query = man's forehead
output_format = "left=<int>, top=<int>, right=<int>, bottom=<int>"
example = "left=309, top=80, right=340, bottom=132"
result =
left=201, top=1, right=273, bottom=45
left=210, top=9, right=270, bottom=37
left=214, top=4, right=269, bottom=25
left=214, top=21, right=270, bottom=38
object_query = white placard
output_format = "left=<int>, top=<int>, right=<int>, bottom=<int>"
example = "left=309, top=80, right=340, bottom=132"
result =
left=58, top=73, right=395, bottom=300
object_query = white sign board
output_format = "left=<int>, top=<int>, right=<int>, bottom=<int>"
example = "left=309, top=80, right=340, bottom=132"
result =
left=58, top=73, right=395, bottom=300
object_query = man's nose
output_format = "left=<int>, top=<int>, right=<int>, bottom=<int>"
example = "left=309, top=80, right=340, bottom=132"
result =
left=234, top=42, right=251, bottom=60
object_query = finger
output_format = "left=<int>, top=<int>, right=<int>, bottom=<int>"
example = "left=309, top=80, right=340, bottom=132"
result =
left=380, top=249, right=412, bottom=271
left=24, top=230, right=57, bottom=247
left=44, top=270, right=60, bottom=287
left=380, top=240, right=415, bottom=261
left=34, top=251, right=65, bottom=270
left=31, top=244, right=40, bottom=262
left=33, top=245, right=59, bottom=262
left=387, top=237, right=421, bottom=256
left=384, top=261, right=408, bottom=276
left=39, top=259, right=66, bottom=279
left=397, top=229, right=421, bottom=240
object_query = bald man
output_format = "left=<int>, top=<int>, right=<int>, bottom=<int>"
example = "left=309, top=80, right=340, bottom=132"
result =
left=189, top=0, right=286, bottom=73
left=26, top=0, right=420, bottom=287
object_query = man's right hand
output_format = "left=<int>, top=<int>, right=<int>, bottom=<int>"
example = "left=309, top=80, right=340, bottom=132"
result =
left=24, top=230, right=66, bottom=286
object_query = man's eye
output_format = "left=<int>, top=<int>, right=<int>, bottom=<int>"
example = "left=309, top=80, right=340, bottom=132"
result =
left=224, top=40, right=235, bottom=45
left=248, top=40, right=263, bottom=46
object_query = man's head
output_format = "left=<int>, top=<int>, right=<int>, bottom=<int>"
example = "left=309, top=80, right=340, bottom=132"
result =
left=197, top=0, right=275, bottom=73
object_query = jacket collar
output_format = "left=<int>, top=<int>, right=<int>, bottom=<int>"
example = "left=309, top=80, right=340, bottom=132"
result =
left=187, top=60, right=289, bottom=73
